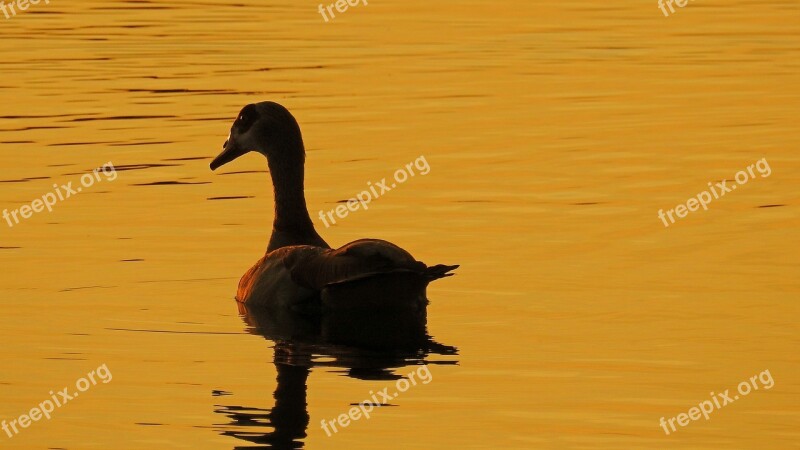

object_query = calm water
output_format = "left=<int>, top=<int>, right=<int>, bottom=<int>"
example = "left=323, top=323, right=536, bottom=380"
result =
left=1, top=1, right=798, bottom=448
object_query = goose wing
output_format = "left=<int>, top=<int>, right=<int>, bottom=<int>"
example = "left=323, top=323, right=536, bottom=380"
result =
left=283, top=239, right=429, bottom=290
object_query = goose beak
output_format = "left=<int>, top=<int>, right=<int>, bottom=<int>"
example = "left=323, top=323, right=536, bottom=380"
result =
left=210, top=139, right=246, bottom=171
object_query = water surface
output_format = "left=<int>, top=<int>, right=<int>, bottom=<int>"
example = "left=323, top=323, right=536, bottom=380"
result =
left=0, top=1, right=798, bottom=448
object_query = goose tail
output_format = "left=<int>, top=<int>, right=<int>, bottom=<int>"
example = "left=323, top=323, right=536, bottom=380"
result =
left=425, top=264, right=459, bottom=281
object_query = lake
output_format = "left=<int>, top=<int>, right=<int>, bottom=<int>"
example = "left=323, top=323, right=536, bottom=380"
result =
left=0, top=0, right=798, bottom=448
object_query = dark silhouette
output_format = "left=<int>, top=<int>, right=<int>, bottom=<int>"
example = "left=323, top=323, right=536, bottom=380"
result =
left=213, top=302, right=458, bottom=449
left=209, top=102, right=457, bottom=309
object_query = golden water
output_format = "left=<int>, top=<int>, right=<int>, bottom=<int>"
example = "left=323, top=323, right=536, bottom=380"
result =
left=1, top=0, right=798, bottom=448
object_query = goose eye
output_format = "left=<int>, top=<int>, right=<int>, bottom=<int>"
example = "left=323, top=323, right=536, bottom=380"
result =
left=235, top=104, right=258, bottom=132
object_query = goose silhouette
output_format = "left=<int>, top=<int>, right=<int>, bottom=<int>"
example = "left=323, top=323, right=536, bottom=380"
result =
left=214, top=303, right=458, bottom=448
left=210, top=102, right=458, bottom=311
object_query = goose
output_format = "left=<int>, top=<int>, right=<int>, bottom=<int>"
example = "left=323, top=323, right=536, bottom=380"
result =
left=210, top=101, right=458, bottom=312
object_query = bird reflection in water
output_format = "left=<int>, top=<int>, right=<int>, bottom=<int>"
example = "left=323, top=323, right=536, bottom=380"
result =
left=214, top=302, right=458, bottom=449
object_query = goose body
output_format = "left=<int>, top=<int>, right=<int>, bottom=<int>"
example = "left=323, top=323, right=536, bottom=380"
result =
left=210, top=102, right=457, bottom=311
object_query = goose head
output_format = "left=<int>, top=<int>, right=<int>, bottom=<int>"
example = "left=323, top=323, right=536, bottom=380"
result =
left=210, top=101, right=305, bottom=171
